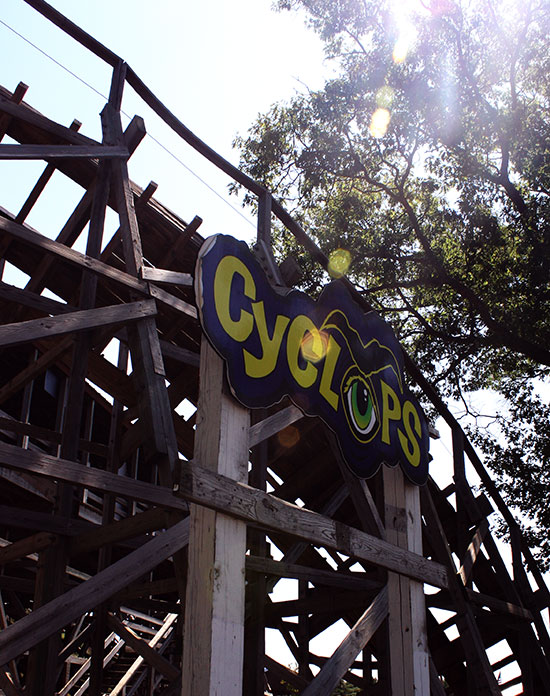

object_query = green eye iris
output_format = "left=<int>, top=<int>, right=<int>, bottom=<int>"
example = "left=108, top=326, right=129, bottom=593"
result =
left=346, top=377, right=377, bottom=436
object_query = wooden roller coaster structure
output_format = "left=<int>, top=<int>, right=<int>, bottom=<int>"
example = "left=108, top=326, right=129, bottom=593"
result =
left=0, top=1, right=549, bottom=694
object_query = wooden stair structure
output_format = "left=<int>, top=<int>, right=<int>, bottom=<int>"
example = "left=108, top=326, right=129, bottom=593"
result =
left=0, top=2, right=549, bottom=694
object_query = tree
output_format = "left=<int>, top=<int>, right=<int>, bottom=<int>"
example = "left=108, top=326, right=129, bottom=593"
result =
left=233, top=0, right=550, bottom=563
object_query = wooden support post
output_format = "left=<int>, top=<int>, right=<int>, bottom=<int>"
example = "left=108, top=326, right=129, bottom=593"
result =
left=244, top=410, right=269, bottom=696
left=182, top=338, right=249, bottom=696
left=384, top=466, right=429, bottom=696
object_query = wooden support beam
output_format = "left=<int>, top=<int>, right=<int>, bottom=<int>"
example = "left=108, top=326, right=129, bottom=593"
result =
left=177, top=460, right=448, bottom=588
left=0, top=299, right=156, bottom=348
left=459, top=519, right=489, bottom=585
left=56, top=633, right=123, bottom=696
left=106, top=613, right=179, bottom=680
left=384, top=465, right=429, bottom=695
left=0, top=532, right=56, bottom=565
left=0, top=280, right=76, bottom=315
left=15, top=119, right=82, bottom=225
left=141, top=267, right=193, bottom=286
left=69, top=506, right=168, bottom=556
left=421, top=485, right=502, bottom=695
left=0, top=670, right=24, bottom=696
left=0, top=144, right=128, bottom=160
left=0, top=82, right=28, bottom=142
left=246, top=555, right=382, bottom=592
left=0, top=93, right=100, bottom=146
left=0, top=217, right=197, bottom=318
left=0, top=440, right=187, bottom=511
left=0, top=518, right=189, bottom=667
left=248, top=404, right=303, bottom=448
left=465, top=588, right=533, bottom=621
left=109, top=612, right=178, bottom=696
left=0, top=415, right=107, bottom=457
left=157, top=215, right=202, bottom=269
left=182, top=340, right=249, bottom=696
left=159, top=339, right=200, bottom=368
left=301, top=586, right=389, bottom=696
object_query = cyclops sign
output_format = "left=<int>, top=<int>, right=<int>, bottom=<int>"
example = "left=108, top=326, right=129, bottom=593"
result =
left=195, top=235, right=430, bottom=485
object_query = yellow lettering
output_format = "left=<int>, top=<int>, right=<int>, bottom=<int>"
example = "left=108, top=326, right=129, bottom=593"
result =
left=243, top=302, right=290, bottom=378
left=398, top=401, right=421, bottom=468
left=214, top=255, right=256, bottom=342
left=380, top=379, right=401, bottom=445
left=319, top=336, right=340, bottom=410
left=287, top=315, right=319, bottom=389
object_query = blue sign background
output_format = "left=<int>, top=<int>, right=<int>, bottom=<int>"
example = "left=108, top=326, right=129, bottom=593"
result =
left=195, top=234, right=430, bottom=484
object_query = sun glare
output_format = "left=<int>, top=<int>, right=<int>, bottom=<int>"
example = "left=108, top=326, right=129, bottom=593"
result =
left=328, top=248, right=352, bottom=277
left=369, top=108, right=391, bottom=138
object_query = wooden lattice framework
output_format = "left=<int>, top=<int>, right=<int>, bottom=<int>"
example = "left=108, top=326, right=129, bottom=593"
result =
left=0, top=2, right=549, bottom=694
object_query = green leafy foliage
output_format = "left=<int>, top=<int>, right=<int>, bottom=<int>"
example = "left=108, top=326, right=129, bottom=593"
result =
left=235, top=0, right=550, bottom=563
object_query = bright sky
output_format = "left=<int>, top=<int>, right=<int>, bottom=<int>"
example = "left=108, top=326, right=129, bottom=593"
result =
left=1, top=0, right=329, bottom=242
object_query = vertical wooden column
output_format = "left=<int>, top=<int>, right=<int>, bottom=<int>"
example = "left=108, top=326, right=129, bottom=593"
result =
left=182, top=338, right=249, bottom=696
left=384, top=466, right=429, bottom=695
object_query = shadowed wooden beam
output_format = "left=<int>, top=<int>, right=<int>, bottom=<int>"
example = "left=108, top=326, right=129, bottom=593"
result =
left=302, top=586, right=389, bottom=696
left=0, top=532, right=56, bottom=565
left=0, top=518, right=189, bottom=667
left=106, top=613, right=179, bottom=680
left=141, top=267, right=193, bottom=286
left=0, top=217, right=197, bottom=318
left=69, top=507, right=169, bottom=556
left=177, top=460, right=448, bottom=589
left=0, top=440, right=187, bottom=511
left=109, top=612, right=178, bottom=696
left=0, top=93, right=100, bottom=146
left=246, top=555, right=382, bottom=592
left=0, top=144, right=128, bottom=160
left=0, top=82, right=28, bottom=142
left=248, top=404, right=303, bottom=448
left=0, top=299, right=156, bottom=348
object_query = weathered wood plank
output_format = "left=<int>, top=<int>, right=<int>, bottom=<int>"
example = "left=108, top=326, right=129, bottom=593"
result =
left=465, top=588, right=533, bottom=621
left=0, top=532, right=56, bottom=565
left=459, top=519, right=489, bottom=585
left=0, top=280, right=75, bottom=315
left=106, top=613, right=179, bottom=680
left=0, top=82, right=28, bottom=143
left=0, top=299, right=156, bottom=348
left=109, top=612, right=178, bottom=696
left=182, top=340, right=249, bottom=696
left=141, top=267, right=193, bottom=286
left=147, top=282, right=197, bottom=318
left=0, top=441, right=187, bottom=511
left=15, top=119, right=82, bottom=225
left=0, top=92, right=97, bottom=146
left=0, top=415, right=108, bottom=457
left=384, top=465, right=413, bottom=695
left=248, top=404, right=303, bottom=448
left=0, top=217, right=195, bottom=316
left=69, top=507, right=169, bottom=556
left=159, top=339, right=200, bottom=368
left=301, top=586, right=389, bottom=696
left=177, top=461, right=448, bottom=588
left=0, top=518, right=189, bottom=667
left=0, top=144, right=128, bottom=160
left=246, top=555, right=382, bottom=592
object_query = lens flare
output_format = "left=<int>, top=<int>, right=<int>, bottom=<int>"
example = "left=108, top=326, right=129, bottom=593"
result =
left=277, top=425, right=300, bottom=449
left=328, top=248, right=351, bottom=278
left=393, top=35, right=410, bottom=63
left=369, top=108, right=391, bottom=138
left=301, top=329, right=329, bottom=363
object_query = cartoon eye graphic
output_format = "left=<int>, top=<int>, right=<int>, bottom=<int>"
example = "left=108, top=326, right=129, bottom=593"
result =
left=343, top=372, right=378, bottom=440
